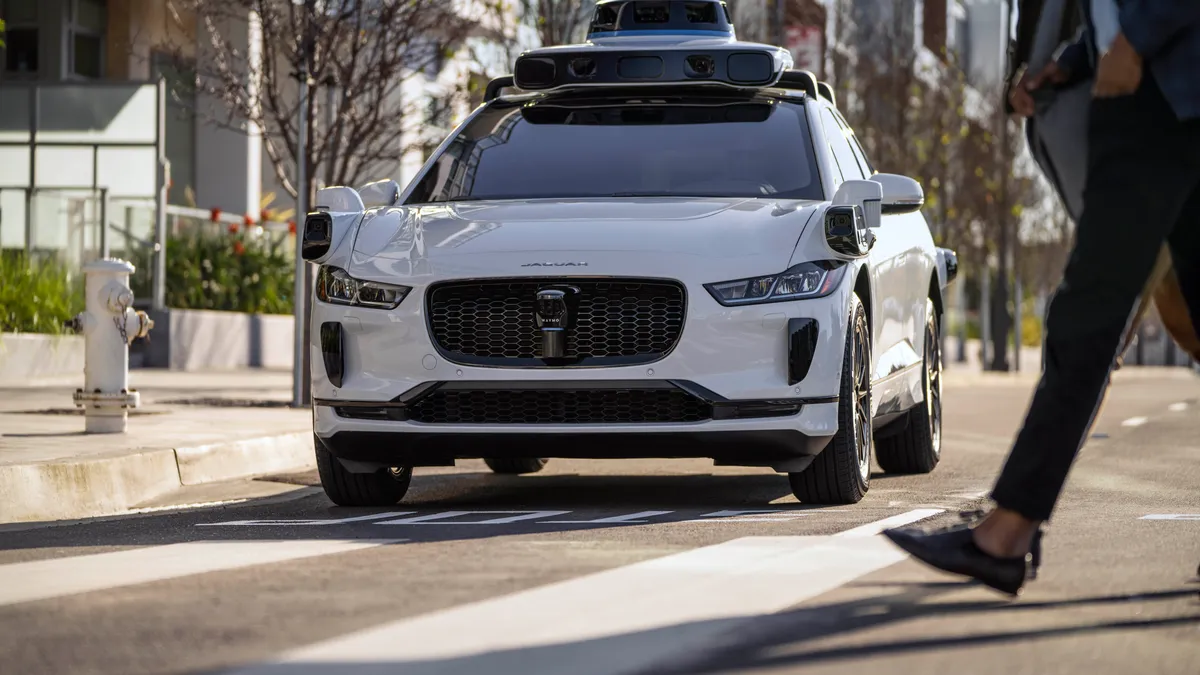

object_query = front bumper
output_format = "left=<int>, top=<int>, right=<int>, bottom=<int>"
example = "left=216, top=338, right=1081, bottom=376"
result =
left=308, top=274, right=852, bottom=402
left=309, top=272, right=853, bottom=471
left=319, top=427, right=833, bottom=472
left=313, top=379, right=839, bottom=472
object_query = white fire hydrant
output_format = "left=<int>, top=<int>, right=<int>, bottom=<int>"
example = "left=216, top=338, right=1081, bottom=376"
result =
left=70, top=259, right=154, bottom=433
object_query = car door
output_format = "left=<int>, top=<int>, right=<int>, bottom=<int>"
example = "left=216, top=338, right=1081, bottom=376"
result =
left=838, top=111, right=933, bottom=413
left=817, top=108, right=912, bottom=400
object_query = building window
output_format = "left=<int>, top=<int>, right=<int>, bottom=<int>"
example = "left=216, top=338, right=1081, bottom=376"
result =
left=1, top=0, right=40, bottom=76
left=67, top=0, right=106, bottom=79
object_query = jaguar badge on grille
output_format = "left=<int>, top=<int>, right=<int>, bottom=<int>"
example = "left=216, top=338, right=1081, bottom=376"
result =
left=535, top=286, right=581, bottom=359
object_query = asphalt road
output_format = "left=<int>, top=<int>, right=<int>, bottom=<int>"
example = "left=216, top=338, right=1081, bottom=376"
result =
left=1, top=368, right=1197, bottom=675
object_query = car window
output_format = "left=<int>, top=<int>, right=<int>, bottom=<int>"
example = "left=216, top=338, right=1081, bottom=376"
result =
left=819, top=107, right=866, bottom=183
left=837, top=111, right=875, bottom=176
left=406, top=95, right=824, bottom=204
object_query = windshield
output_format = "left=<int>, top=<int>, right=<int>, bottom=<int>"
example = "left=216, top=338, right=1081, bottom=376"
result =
left=405, top=93, right=823, bottom=204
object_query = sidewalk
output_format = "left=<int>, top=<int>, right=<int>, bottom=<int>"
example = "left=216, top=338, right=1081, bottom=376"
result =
left=0, top=370, right=313, bottom=524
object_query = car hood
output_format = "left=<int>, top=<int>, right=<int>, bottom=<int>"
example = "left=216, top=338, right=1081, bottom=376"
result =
left=347, top=197, right=821, bottom=283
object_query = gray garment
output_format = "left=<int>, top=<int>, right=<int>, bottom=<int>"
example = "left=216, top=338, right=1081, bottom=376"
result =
left=1025, top=0, right=1091, bottom=221
left=1090, top=0, right=1119, bottom=53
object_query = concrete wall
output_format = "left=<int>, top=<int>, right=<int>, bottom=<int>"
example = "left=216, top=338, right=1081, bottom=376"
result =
left=131, top=308, right=293, bottom=371
left=0, top=333, right=85, bottom=384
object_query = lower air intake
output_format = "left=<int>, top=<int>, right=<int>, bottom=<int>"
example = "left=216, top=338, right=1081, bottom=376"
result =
left=407, top=387, right=712, bottom=425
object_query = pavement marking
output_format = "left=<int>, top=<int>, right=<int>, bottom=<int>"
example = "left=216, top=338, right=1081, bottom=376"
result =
left=197, top=512, right=415, bottom=527
left=543, top=511, right=675, bottom=524
left=834, top=508, right=945, bottom=537
left=232, top=510, right=941, bottom=675
left=1140, top=514, right=1200, bottom=521
left=375, top=510, right=571, bottom=525
left=191, top=509, right=871, bottom=528
left=1168, top=402, right=1189, bottom=412
left=1121, top=416, right=1149, bottom=428
left=684, top=509, right=814, bottom=523
left=0, top=539, right=397, bottom=608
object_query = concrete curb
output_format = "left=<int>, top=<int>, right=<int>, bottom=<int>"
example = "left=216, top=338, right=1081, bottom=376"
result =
left=0, top=433, right=315, bottom=524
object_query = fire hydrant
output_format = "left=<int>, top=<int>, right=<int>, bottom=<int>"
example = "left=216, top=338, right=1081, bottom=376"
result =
left=70, top=259, right=154, bottom=433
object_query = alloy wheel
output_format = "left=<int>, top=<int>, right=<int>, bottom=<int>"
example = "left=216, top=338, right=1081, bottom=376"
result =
left=852, top=314, right=872, bottom=482
left=925, top=321, right=943, bottom=458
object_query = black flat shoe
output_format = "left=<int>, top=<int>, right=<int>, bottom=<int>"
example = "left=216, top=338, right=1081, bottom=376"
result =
left=883, top=525, right=1028, bottom=596
left=950, top=510, right=1044, bottom=580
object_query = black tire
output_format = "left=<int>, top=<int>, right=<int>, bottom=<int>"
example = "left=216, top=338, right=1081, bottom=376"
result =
left=789, top=294, right=872, bottom=504
left=315, top=435, right=413, bottom=506
left=484, top=458, right=549, bottom=475
left=876, top=298, right=942, bottom=474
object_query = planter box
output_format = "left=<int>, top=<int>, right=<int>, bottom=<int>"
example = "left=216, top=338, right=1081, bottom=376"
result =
left=132, top=308, right=294, bottom=371
left=0, top=333, right=85, bottom=384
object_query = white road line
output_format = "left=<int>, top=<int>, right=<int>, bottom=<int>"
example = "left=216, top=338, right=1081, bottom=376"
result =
left=834, top=508, right=945, bottom=538
left=376, top=511, right=571, bottom=525
left=198, top=512, right=415, bottom=527
left=232, top=510, right=941, bottom=675
left=543, top=511, right=675, bottom=524
left=1167, top=402, right=1188, bottom=412
left=1139, top=514, right=1200, bottom=521
left=1121, top=416, right=1148, bottom=427
left=685, top=509, right=812, bottom=522
left=0, top=539, right=397, bottom=608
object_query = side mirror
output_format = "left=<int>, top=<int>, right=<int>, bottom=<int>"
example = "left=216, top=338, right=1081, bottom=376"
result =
left=302, top=211, right=334, bottom=261
left=937, top=247, right=959, bottom=286
left=358, top=179, right=401, bottom=208
left=831, top=179, right=883, bottom=229
left=874, top=173, right=924, bottom=215
left=824, top=205, right=875, bottom=258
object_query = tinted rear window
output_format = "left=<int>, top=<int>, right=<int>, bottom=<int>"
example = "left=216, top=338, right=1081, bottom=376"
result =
left=405, top=94, right=823, bottom=204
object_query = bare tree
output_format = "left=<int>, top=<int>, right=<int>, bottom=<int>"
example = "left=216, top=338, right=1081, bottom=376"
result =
left=163, top=0, right=506, bottom=204
left=522, top=1, right=596, bottom=47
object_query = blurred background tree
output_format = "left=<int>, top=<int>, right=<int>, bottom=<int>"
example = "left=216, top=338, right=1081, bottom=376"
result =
left=521, top=0, right=596, bottom=46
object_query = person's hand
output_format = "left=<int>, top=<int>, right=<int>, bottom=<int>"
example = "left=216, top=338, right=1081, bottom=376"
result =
left=1093, top=32, right=1143, bottom=98
left=1009, top=62, right=1070, bottom=117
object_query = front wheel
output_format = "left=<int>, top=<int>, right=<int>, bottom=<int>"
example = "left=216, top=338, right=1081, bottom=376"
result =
left=876, top=298, right=942, bottom=474
left=315, top=436, right=413, bottom=506
left=789, top=293, right=872, bottom=504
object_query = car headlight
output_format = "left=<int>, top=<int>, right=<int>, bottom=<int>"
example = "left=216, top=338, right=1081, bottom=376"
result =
left=705, top=261, right=847, bottom=306
left=316, top=266, right=411, bottom=309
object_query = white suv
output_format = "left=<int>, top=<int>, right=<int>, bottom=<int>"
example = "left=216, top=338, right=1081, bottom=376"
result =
left=302, top=10, right=958, bottom=506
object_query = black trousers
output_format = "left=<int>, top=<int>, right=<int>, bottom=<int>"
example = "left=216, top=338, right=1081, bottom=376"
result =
left=992, top=75, right=1200, bottom=522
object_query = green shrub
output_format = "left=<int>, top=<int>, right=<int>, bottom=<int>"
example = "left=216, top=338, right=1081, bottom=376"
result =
left=1021, top=311, right=1043, bottom=347
left=0, top=251, right=84, bottom=334
left=130, top=224, right=295, bottom=315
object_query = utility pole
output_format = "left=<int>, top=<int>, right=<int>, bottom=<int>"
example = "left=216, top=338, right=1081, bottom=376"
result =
left=989, top=105, right=1012, bottom=372
left=291, top=0, right=314, bottom=408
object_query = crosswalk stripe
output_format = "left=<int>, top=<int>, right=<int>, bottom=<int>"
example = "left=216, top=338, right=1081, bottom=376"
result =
left=834, top=508, right=944, bottom=537
left=231, top=510, right=940, bottom=675
left=0, top=539, right=398, bottom=607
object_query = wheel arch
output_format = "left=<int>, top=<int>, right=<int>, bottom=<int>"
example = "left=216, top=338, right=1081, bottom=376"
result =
left=853, top=263, right=873, bottom=334
left=928, top=274, right=945, bottom=327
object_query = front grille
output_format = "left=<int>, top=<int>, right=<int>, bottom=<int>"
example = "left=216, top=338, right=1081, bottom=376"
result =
left=406, top=387, right=712, bottom=424
left=427, top=279, right=686, bottom=366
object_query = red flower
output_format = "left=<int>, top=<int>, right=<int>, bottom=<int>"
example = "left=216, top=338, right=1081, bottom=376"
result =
left=228, top=222, right=239, bottom=234
left=210, top=208, right=222, bottom=222
left=233, top=241, right=246, bottom=256
left=243, top=213, right=254, bottom=227
left=260, top=209, right=271, bottom=224
left=288, top=220, right=297, bottom=235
